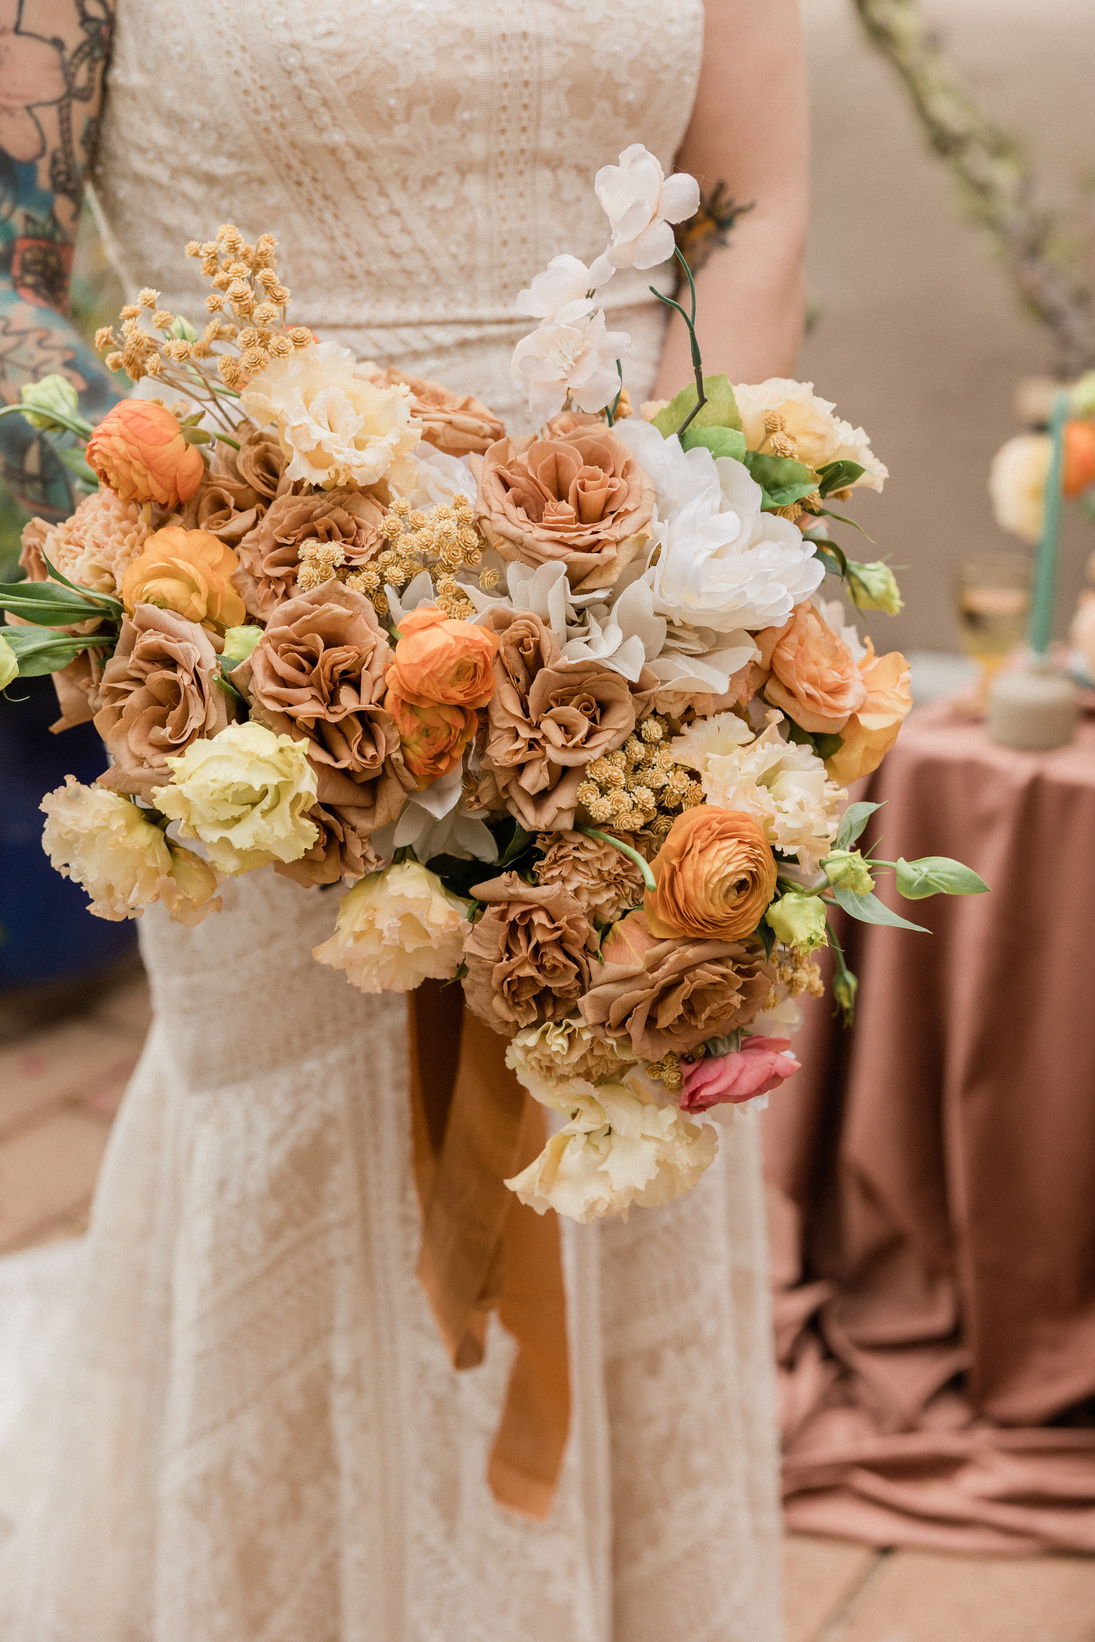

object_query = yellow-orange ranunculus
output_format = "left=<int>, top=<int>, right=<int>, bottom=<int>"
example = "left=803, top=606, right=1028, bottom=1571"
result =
left=388, top=605, right=499, bottom=708
left=120, top=526, right=246, bottom=630
left=86, top=399, right=204, bottom=509
left=764, top=602, right=868, bottom=735
left=383, top=684, right=477, bottom=787
left=825, top=641, right=912, bottom=785
left=644, top=806, right=777, bottom=942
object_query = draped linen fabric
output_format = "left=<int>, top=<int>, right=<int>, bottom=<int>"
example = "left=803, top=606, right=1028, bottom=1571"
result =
left=766, top=704, right=1095, bottom=1555
left=0, top=3, right=787, bottom=1637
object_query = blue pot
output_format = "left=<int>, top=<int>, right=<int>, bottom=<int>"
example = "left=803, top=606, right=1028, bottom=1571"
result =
left=0, top=676, right=136, bottom=990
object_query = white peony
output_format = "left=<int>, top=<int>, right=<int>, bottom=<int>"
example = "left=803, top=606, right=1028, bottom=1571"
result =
left=594, top=144, right=700, bottom=271
left=505, top=1081, right=716, bottom=1222
left=516, top=252, right=615, bottom=325
left=40, top=776, right=221, bottom=924
left=312, top=860, right=468, bottom=993
left=989, top=432, right=1050, bottom=544
left=153, top=722, right=319, bottom=875
left=672, top=711, right=846, bottom=869
left=618, top=417, right=825, bottom=634
left=734, top=378, right=888, bottom=492
left=241, top=340, right=420, bottom=490
left=511, top=307, right=630, bottom=425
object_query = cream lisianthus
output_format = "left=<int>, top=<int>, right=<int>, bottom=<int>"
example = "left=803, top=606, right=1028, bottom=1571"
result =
left=312, top=860, right=468, bottom=992
left=511, top=307, right=630, bottom=425
left=241, top=340, right=420, bottom=490
left=672, top=711, right=846, bottom=869
left=506, top=1017, right=635, bottom=1108
left=988, top=432, right=1050, bottom=544
left=594, top=144, right=700, bottom=270
left=505, top=1081, right=717, bottom=1223
left=40, top=776, right=221, bottom=924
left=153, top=722, right=319, bottom=875
left=734, top=378, right=888, bottom=492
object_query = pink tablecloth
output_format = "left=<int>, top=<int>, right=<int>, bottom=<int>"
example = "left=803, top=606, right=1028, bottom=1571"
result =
left=763, top=701, right=1095, bottom=1554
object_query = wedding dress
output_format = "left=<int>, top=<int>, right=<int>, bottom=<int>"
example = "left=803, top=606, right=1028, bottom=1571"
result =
left=0, top=3, right=785, bottom=1638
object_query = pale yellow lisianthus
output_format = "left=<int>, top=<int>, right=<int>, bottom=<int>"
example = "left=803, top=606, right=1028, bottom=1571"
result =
left=734, top=378, right=888, bottom=492
left=40, top=776, right=221, bottom=924
left=506, top=1081, right=716, bottom=1222
left=988, top=432, right=1050, bottom=544
left=153, top=721, right=319, bottom=875
left=312, top=860, right=468, bottom=993
left=241, top=340, right=420, bottom=490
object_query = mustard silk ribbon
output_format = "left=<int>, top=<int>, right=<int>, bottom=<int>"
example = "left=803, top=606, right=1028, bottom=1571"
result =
left=406, top=980, right=571, bottom=1521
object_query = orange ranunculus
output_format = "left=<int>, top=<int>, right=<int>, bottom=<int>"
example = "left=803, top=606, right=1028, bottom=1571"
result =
left=763, top=602, right=868, bottom=735
left=825, top=641, right=912, bottom=785
left=120, top=526, right=246, bottom=629
left=383, top=683, right=478, bottom=786
left=644, top=806, right=777, bottom=942
left=1065, top=420, right=1095, bottom=498
left=86, top=399, right=205, bottom=509
left=388, top=605, right=499, bottom=709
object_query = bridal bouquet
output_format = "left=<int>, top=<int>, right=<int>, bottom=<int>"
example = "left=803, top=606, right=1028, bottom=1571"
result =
left=1, top=146, right=985, bottom=1224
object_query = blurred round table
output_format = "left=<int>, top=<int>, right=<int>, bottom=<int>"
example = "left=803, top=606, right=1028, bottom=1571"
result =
left=764, top=700, right=1095, bottom=1554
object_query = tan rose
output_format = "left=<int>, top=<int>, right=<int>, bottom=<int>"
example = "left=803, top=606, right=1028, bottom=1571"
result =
left=534, top=829, right=645, bottom=923
left=181, top=468, right=265, bottom=547
left=579, top=913, right=773, bottom=1059
left=763, top=603, right=868, bottom=734
left=645, top=806, right=777, bottom=942
left=472, top=428, right=655, bottom=592
left=462, top=871, right=599, bottom=1035
left=274, top=800, right=381, bottom=887
left=825, top=641, right=912, bottom=785
left=372, top=367, right=506, bottom=457
left=234, top=488, right=388, bottom=620
left=94, top=606, right=230, bottom=802
left=119, top=526, right=246, bottom=631
left=235, top=581, right=398, bottom=799
left=234, top=423, right=289, bottom=499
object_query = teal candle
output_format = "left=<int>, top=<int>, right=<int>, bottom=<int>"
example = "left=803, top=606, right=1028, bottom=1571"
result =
left=1029, top=390, right=1069, bottom=656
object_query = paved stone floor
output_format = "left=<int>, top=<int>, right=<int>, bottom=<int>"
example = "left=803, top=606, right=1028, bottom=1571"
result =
left=4, top=965, right=1095, bottom=1639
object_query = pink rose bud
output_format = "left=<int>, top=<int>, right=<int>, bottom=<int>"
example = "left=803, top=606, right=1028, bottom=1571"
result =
left=679, top=1036, right=800, bottom=1112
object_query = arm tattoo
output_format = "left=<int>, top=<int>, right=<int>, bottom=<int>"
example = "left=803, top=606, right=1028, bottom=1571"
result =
left=0, top=0, right=117, bottom=517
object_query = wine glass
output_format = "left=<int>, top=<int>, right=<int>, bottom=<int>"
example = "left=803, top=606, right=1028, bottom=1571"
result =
left=954, top=556, right=1031, bottom=705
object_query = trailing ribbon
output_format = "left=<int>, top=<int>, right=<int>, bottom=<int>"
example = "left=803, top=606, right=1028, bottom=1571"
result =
left=406, top=979, right=570, bottom=1520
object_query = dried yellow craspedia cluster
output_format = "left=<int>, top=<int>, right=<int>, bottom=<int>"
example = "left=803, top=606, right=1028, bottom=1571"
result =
left=576, top=715, right=703, bottom=835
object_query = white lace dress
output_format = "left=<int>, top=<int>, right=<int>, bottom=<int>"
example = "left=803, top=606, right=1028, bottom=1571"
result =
left=0, top=4, right=785, bottom=1638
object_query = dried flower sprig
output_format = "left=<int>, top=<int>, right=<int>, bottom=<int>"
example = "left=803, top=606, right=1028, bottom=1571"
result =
left=576, top=715, right=704, bottom=836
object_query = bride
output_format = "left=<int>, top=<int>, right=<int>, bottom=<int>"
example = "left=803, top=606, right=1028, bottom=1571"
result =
left=0, top=2, right=807, bottom=1637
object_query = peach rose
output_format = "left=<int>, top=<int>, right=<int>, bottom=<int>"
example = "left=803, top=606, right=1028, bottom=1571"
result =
left=825, top=641, right=912, bottom=785
left=372, top=368, right=506, bottom=457
left=645, top=806, right=777, bottom=942
left=86, top=399, right=204, bottom=509
left=388, top=606, right=498, bottom=709
left=384, top=686, right=477, bottom=787
left=473, top=428, right=655, bottom=592
left=763, top=603, right=868, bottom=735
left=120, top=526, right=246, bottom=630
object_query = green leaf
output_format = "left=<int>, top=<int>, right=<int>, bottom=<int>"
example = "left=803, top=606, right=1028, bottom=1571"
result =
left=813, top=539, right=848, bottom=579
left=813, top=732, right=844, bottom=761
left=41, top=554, right=123, bottom=614
left=830, top=884, right=929, bottom=934
left=816, top=459, right=866, bottom=498
left=680, top=424, right=748, bottom=462
left=57, top=446, right=100, bottom=488
left=0, top=581, right=116, bottom=627
left=2, top=625, right=110, bottom=677
left=835, top=800, right=884, bottom=851
left=817, top=508, right=875, bottom=544
left=757, top=919, right=775, bottom=960
left=894, top=856, right=990, bottom=900
left=651, top=373, right=742, bottom=437
left=498, top=821, right=534, bottom=871
left=743, top=450, right=819, bottom=509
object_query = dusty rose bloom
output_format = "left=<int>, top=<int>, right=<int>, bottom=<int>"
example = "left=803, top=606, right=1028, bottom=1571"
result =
left=472, top=428, right=655, bottom=592
left=20, top=488, right=151, bottom=595
left=579, top=918, right=773, bottom=1059
left=234, top=423, right=289, bottom=499
left=534, top=829, right=644, bottom=923
left=462, top=871, right=599, bottom=1036
left=234, top=487, right=388, bottom=619
left=680, top=1036, right=800, bottom=1111
left=94, top=605, right=229, bottom=802
left=372, top=367, right=506, bottom=457
left=235, top=581, right=397, bottom=798
left=274, top=800, right=381, bottom=887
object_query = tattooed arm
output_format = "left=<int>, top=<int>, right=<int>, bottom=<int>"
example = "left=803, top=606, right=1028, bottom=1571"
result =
left=0, top=0, right=117, bottom=518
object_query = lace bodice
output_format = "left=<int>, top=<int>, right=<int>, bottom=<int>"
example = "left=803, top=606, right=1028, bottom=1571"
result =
left=91, top=0, right=705, bottom=421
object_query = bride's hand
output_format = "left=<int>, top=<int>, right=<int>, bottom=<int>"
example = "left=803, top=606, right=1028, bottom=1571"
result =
left=654, top=0, right=809, bottom=395
left=0, top=1, right=119, bottom=521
